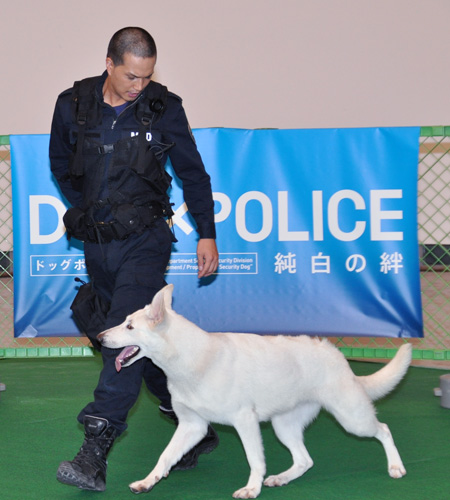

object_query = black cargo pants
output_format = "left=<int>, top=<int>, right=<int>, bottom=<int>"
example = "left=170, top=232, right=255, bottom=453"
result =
left=78, top=217, right=175, bottom=434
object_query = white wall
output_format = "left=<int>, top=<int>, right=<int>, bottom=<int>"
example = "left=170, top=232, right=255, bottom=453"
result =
left=1, top=0, right=449, bottom=134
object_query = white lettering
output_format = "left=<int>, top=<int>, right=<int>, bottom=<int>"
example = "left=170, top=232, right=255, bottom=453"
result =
left=171, top=202, right=194, bottom=235
left=236, top=191, right=272, bottom=242
left=371, top=190, right=403, bottom=241
left=213, top=192, right=232, bottom=223
left=162, top=189, right=405, bottom=243
left=312, top=190, right=324, bottom=241
left=29, top=195, right=67, bottom=244
left=278, top=191, right=309, bottom=241
left=130, top=131, right=152, bottom=141
left=328, top=190, right=366, bottom=242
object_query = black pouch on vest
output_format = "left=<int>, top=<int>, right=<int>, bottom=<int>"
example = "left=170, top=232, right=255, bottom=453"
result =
left=63, top=207, right=87, bottom=241
left=70, top=280, right=110, bottom=351
left=111, top=204, right=144, bottom=235
left=130, top=147, right=173, bottom=196
left=146, top=148, right=173, bottom=196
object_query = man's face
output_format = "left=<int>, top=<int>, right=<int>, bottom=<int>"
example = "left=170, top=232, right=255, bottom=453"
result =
left=104, top=52, right=156, bottom=105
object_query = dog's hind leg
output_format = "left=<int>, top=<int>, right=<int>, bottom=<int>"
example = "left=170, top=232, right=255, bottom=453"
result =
left=326, top=386, right=406, bottom=479
left=231, top=411, right=266, bottom=499
left=374, top=422, right=406, bottom=478
left=129, top=413, right=208, bottom=494
left=264, top=403, right=320, bottom=488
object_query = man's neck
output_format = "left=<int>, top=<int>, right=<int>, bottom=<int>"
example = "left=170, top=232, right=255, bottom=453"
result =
left=102, top=78, right=126, bottom=107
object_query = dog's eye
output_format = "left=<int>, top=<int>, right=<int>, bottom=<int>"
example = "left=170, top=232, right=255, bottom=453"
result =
left=126, top=323, right=134, bottom=330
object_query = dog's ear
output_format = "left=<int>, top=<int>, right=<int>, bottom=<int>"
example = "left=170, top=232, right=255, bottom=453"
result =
left=162, top=284, right=174, bottom=310
left=146, top=287, right=167, bottom=326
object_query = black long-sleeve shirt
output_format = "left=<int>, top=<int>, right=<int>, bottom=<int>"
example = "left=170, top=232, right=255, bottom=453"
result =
left=49, top=72, right=216, bottom=239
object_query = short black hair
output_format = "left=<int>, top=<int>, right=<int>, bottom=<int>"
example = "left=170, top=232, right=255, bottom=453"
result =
left=107, top=27, right=157, bottom=65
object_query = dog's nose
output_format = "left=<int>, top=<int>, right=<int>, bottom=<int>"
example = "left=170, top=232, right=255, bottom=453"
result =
left=97, top=332, right=105, bottom=341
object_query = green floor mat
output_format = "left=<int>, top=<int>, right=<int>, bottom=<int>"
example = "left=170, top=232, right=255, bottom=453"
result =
left=0, top=356, right=449, bottom=500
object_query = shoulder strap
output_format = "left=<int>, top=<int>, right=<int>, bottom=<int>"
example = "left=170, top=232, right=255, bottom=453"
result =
left=135, top=81, right=168, bottom=127
left=70, top=77, right=102, bottom=177
left=71, top=77, right=100, bottom=123
left=136, top=82, right=169, bottom=174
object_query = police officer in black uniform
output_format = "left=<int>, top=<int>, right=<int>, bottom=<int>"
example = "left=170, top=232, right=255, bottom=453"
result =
left=50, top=27, right=219, bottom=492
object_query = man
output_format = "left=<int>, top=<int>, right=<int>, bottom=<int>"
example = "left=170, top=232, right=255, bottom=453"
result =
left=50, top=27, right=219, bottom=492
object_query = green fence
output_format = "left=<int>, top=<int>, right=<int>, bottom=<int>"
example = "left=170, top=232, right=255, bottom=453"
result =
left=1, top=129, right=450, bottom=362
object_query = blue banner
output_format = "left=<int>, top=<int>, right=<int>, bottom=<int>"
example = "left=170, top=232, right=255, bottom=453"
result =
left=11, top=127, right=422, bottom=338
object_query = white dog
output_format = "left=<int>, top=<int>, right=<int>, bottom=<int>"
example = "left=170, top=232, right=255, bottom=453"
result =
left=98, top=284, right=412, bottom=499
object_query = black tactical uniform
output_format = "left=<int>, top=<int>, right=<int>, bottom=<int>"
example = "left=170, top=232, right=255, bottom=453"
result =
left=50, top=71, right=218, bottom=491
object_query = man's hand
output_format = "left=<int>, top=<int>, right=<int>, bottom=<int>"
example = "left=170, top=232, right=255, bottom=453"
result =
left=197, top=239, right=219, bottom=278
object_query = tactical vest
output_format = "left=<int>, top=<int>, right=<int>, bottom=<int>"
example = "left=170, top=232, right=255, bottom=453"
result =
left=64, top=76, right=175, bottom=243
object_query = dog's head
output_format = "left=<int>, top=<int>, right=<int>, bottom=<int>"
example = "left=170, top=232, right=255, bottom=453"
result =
left=97, top=284, right=174, bottom=372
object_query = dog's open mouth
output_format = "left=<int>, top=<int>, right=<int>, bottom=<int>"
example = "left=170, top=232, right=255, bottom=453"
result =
left=115, top=346, right=140, bottom=372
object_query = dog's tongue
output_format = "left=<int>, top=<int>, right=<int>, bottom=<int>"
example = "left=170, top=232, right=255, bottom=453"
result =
left=115, top=346, right=140, bottom=372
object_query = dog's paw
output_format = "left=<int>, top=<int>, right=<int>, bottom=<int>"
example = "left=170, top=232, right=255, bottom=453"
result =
left=389, top=465, right=406, bottom=479
left=264, top=474, right=288, bottom=487
left=232, top=486, right=261, bottom=499
left=129, top=479, right=155, bottom=494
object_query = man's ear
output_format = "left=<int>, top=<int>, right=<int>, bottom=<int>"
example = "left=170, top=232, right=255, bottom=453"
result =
left=105, top=57, right=114, bottom=75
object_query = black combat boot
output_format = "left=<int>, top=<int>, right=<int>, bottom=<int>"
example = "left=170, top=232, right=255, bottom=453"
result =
left=57, top=416, right=117, bottom=491
left=159, top=406, right=219, bottom=471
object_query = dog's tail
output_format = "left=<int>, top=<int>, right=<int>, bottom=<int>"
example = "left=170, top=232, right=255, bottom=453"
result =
left=357, top=343, right=412, bottom=401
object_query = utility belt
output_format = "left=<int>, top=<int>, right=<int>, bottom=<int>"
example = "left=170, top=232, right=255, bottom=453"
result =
left=63, top=202, right=166, bottom=243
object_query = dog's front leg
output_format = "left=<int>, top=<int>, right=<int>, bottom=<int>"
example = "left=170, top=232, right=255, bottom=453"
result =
left=232, top=412, right=266, bottom=499
left=129, top=418, right=208, bottom=494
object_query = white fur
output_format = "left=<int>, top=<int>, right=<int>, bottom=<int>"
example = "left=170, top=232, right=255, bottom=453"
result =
left=98, top=284, right=412, bottom=498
